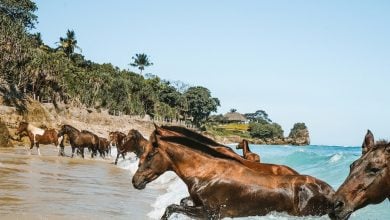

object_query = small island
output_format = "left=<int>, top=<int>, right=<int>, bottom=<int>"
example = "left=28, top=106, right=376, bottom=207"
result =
left=205, top=109, right=310, bottom=145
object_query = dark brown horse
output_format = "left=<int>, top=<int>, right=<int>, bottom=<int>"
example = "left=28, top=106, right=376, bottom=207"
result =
left=109, top=131, right=127, bottom=164
left=109, top=130, right=148, bottom=165
left=132, top=129, right=335, bottom=219
left=236, top=139, right=261, bottom=162
left=158, top=125, right=298, bottom=175
left=98, top=137, right=111, bottom=158
left=124, top=129, right=148, bottom=157
left=16, top=122, right=63, bottom=156
left=331, top=130, right=390, bottom=220
left=57, top=125, right=99, bottom=158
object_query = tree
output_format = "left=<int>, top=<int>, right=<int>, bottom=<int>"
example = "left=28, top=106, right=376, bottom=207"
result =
left=57, top=30, right=81, bottom=58
left=183, top=86, right=220, bottom=127
left=0, top=0, right=37, bottom=111
left=249, top=122, right=283, bottom=139
left=230, top=108, right=237, bottom=113
left=129, top=53, right=153, bottom=74
left=0, top=0, right=37, bottom=29
left=245, top=110, right=272, bottom=124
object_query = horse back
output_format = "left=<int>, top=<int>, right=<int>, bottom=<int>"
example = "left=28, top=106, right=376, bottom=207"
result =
left=33, top=129, right=59, bottom=145
left=80, top=131, right=99, bottom=144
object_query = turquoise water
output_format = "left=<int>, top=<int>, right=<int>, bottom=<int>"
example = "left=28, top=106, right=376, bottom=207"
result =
left=132, top=145, right=389, bottom=219
left=243, top=145, right=389, bottom=220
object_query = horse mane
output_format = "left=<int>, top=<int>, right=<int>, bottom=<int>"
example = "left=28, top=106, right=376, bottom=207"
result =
left=128, top=129, right=146, bottom=141
left=81, top=130, right=96, bottom=135
left=375, top=139, right=390, bottom=148
left=160, top=125, right=222, bottom=147
left=64, top=124, right=80, bottom=132
left=157, top=133, right=244, bottom=165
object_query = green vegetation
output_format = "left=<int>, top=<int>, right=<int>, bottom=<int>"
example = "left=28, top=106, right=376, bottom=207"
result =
left=206, top=110, right=309, bottom=145
left=248, top=122, right=283, bottom=139
left=288, top=122, right=308, bottom=138
left=205, top=123, right=251, bottom=139
left=0, top=0, right=219, bottom=126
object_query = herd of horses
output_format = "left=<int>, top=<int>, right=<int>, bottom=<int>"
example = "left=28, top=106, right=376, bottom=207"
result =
left=15, top=122, right=389, bottom=220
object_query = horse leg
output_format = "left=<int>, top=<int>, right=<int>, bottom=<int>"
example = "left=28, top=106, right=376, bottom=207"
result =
left=115, top=152, right=120, bottom=165
left=100, top=149, right=105, bottom=159
left=90, top=147, right=95, bottom=158
left=122, top=152, right=126, bottom=160
left=36, top=143, right=41, bottom=156
left=71, top=146, right=75, bottom=158
left=28, top=142, right=34, bottom=155
left=81, top=148, right=85, bottom=159
left=59, top=138, right=65, bottom=156
left=160, top=204, right=206, bottom=220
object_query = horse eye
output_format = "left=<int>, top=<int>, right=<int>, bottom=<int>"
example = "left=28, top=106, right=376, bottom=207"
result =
left=147, top=151, right=158, bottom=160
left=350, top=161, right=357, bottom=169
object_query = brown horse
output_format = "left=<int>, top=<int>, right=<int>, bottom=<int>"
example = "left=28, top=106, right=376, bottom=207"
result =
left=124, top=129, right=148, bottom=158
left=57, top=125, right=99, bottom=158
left=132, top=129, right=335, bottom=219
left=98, top=137, right=111, bottom=158
left=157, top=125, right=298, bottom=175
left=109, top=131, right=127, bottom=164
left=109, top=130, right=148, bottom=165
left=236, top=139, right=261, bottom=162
left=331, top=130, right=390, bottom=220
left=16, top=122, right=63, bottom=156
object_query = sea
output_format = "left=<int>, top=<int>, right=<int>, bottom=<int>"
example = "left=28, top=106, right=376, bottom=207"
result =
left=115, top=144, right=389, bottom=220
left=0, top=145, right=388, bottom=220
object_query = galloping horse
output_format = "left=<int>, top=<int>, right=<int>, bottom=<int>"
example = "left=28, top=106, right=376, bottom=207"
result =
left=132, top=129, right=335, bottom=219
left=157, top=125, right=299, bottom=207
left=109, top=130, right=148, bottom=165
left=157, top=125, right=298, bottom=175
left=124, top=129, right=148, bottom=158
left=16, top=122, right=63, bottom=155
left=57, top=125, right=99, bottom=158
left=109, top=131, right=127, bottom=164
left=236, top=139, right=261, bottom=162
left=331, top=130, right=390, bottom=220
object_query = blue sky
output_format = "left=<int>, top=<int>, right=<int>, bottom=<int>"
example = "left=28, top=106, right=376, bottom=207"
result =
left=34, top=0, right=390, bottom=146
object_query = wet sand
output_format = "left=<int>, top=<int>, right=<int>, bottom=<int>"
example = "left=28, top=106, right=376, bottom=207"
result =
left=0, top=145, right=161, bottom=220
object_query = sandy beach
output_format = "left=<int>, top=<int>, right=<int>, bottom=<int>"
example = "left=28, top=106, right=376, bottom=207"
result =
left=0, top=145, right=161, bottom=220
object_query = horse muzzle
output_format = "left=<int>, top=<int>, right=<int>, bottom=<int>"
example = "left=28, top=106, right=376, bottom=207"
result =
left=132, top=175, right=147, bottom=190
left=330, top=198, right=353, bottom=220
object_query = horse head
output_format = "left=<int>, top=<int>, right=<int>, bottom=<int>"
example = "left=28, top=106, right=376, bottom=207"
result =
left=332, top=130, right=390, bottom=220
left=16, top=121, right=28, bottom=135
left=236, top=139, right=247, bottom=149
left=125, top=129, right=146, bottom=155
left=108, top=131, right=125, bottom=146
left=132, top=129, right=172, bottom=190
left=57, top=125, right=68, bottom=137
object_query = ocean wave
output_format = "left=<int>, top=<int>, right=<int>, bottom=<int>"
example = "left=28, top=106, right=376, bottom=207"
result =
left=166, top=211, right=330, bottom=220
left=328, top=153, right=344, bottom=164
left=148, top=177, right=188, bottom=219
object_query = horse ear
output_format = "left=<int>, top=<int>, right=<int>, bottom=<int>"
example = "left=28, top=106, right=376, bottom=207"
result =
left=150, top=131, right=159, bottom=148
left=154, top=123, right=164, bottom=136
left=386, top=144, right=390, bottom=154
left=362, top=130, right=375, bottom=154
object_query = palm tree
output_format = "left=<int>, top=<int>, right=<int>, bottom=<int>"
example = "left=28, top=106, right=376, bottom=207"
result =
left=56, top=29, right=81, bottom=58
left=129, top=53, right=153, bottom=74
